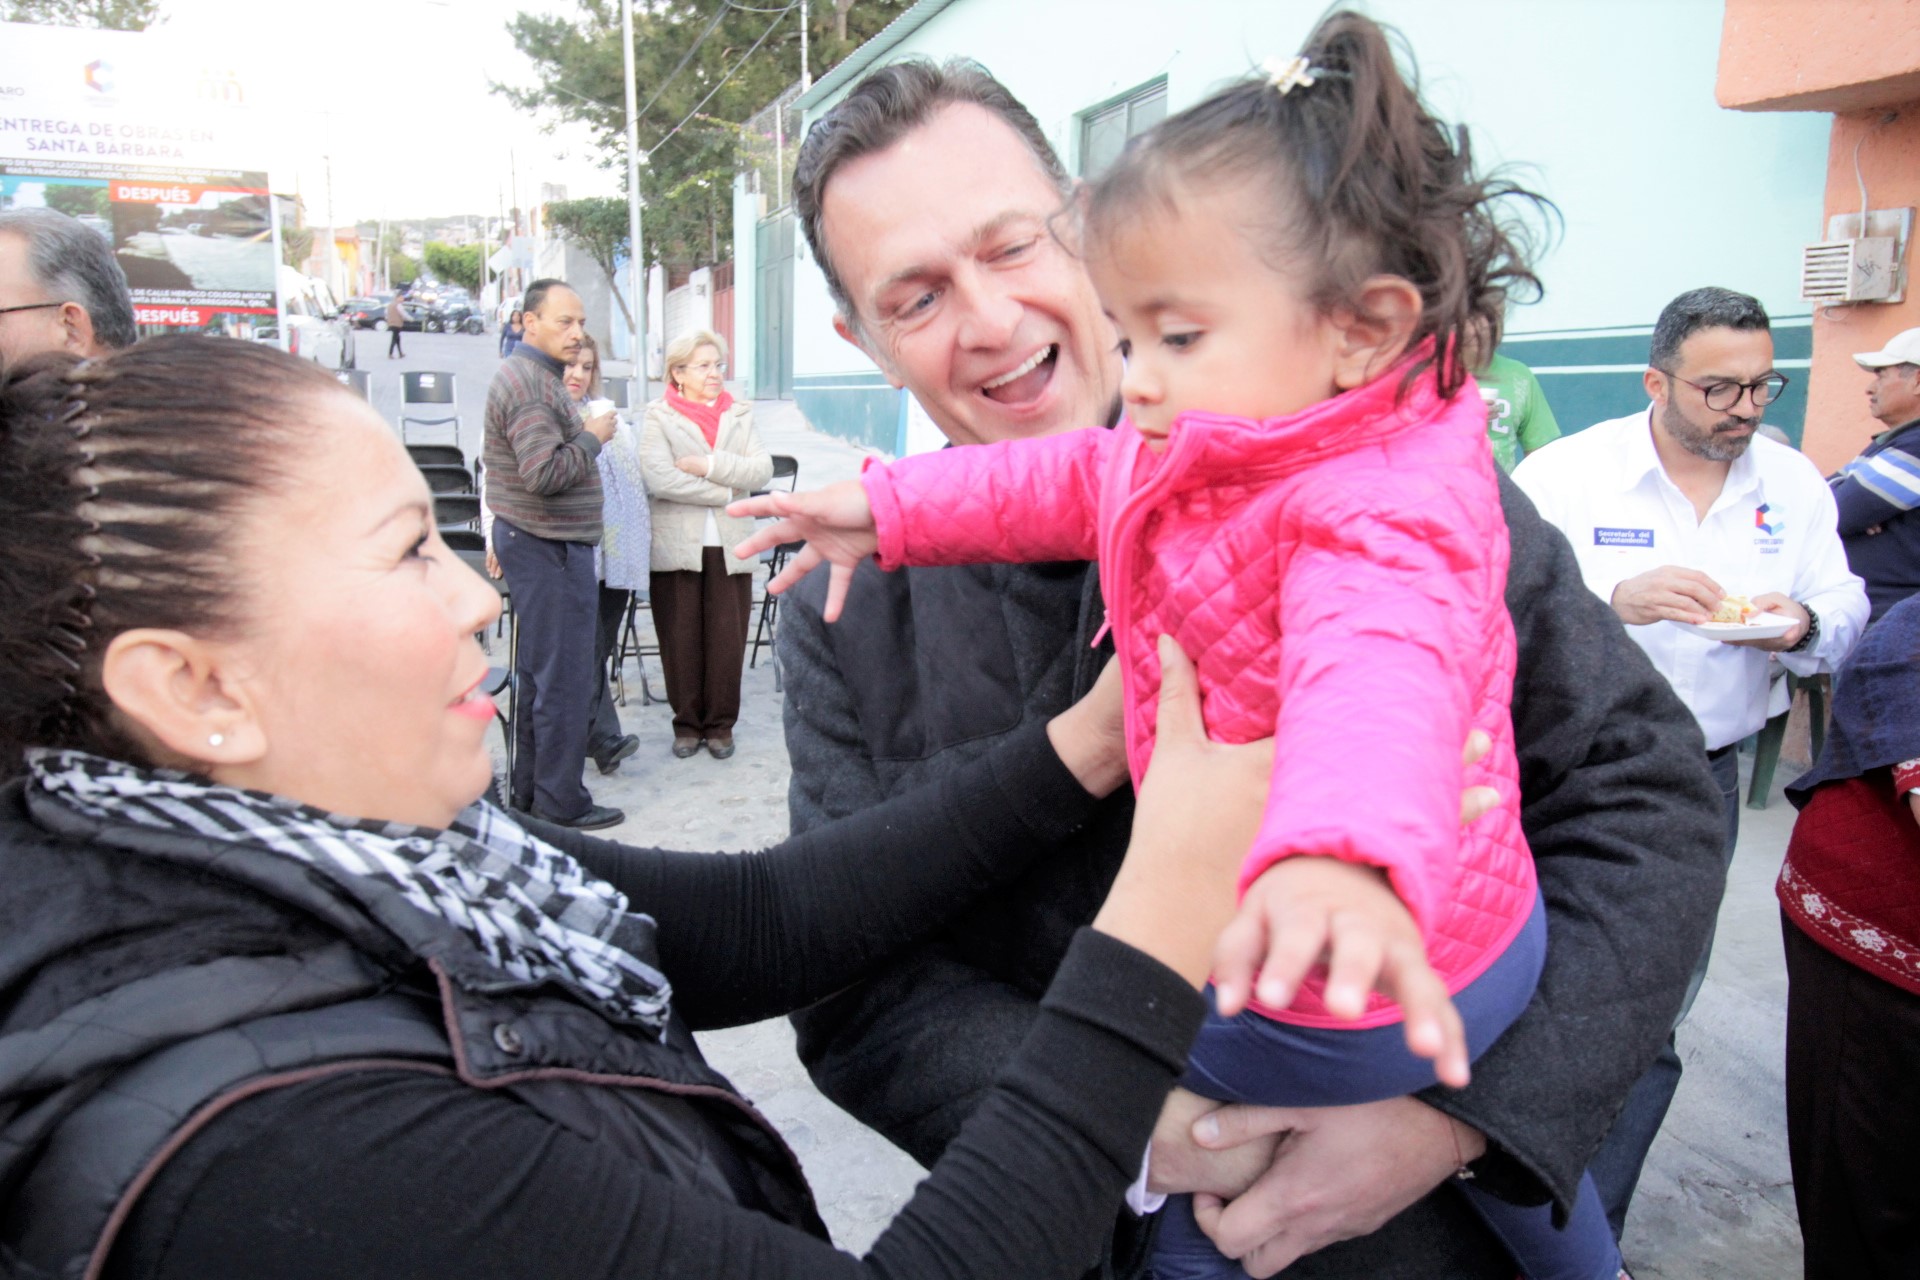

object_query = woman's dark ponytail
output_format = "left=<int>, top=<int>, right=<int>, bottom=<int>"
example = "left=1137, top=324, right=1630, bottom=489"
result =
left=1086, top=9, right=1556, bottom=399
left=0, top=337, right=341, bottom=776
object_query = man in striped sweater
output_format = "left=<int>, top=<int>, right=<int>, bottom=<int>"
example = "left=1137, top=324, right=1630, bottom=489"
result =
left=1836, top=327, right=1920, bottom=624
left=482, top=279, right=622, bottom=829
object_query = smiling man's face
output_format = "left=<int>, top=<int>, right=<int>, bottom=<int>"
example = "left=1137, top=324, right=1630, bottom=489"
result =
left=819, top=102, right=1120, bottom=446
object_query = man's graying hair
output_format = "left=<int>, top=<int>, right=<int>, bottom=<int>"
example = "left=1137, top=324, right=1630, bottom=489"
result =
left=522, top=277, right=570, bottom=317
left=1650, top=287, right=1770, bottom=371
left=793, top=58, right=1070, bottom=324
left=0, top=209, right=138, bottom=351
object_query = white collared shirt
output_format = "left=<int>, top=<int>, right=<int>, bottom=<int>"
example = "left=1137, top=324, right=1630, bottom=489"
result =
left=1513, top=407, right=1868, bottom=750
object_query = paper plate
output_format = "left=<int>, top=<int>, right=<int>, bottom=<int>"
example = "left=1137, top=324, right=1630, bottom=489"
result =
left=1668, top=611, right=1797, bottom=641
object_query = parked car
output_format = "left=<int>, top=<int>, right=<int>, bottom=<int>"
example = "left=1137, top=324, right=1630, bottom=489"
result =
left=350, top=297, right=430, bottom=333
left=340, top=296, right=391, bottom=329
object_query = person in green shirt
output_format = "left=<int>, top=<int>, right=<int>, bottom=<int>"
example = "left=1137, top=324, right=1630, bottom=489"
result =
left=1477, top=352, right=1561, bottom=472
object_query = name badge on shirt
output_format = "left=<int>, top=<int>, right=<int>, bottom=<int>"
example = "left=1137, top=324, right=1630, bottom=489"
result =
left=1594, top=527, right=1654, bottom=548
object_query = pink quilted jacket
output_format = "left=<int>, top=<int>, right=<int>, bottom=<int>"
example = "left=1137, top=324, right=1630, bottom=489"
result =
left=862, top=362, right=1536, bottom=1027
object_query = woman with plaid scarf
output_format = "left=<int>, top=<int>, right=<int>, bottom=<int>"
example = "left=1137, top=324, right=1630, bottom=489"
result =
left=0, top=337, right=1308, bottom=1279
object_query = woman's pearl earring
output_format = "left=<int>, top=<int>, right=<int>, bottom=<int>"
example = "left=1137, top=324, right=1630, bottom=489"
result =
left=208, top=733, right=225, bottom=748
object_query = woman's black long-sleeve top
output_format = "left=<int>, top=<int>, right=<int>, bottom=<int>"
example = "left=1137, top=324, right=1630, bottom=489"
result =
left=104, top=721, right=1206, bottom=1278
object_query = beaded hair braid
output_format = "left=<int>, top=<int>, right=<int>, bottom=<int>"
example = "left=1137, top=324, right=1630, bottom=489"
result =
left=0, top=337, right=343, bottom=774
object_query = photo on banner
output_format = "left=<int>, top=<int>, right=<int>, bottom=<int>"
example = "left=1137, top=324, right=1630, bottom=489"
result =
left=0, top=20, right=277, bottom=339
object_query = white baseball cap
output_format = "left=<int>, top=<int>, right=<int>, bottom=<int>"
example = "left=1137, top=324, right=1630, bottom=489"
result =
left=1853, top=327, right=1920, bottom=369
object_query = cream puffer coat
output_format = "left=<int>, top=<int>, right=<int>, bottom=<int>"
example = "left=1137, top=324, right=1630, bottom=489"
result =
left=638, top=397, right=773, bottom=575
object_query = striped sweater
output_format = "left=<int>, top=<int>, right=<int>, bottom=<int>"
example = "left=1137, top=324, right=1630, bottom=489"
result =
left=1832, top=416, right=1920, bottom=622
left=482, top=347, right=604, bottom=542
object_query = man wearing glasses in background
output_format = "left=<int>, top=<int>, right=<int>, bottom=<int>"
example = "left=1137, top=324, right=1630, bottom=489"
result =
left=1515, top=285, right=1868, bottom=1238
left=0, top=208, right=137, bottom=365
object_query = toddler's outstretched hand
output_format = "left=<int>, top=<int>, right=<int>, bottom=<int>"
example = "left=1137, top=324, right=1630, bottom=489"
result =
left=1211, top=857, right=1471, bottom=1089
left=729, top=479, right=877, bottom=621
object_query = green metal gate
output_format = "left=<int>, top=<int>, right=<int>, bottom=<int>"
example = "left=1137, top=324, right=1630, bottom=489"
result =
left=755, top=210, right=794, bottom=399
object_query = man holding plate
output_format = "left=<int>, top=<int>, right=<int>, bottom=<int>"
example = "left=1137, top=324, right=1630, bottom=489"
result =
left=1514, top=285, right=1868, bottom=1234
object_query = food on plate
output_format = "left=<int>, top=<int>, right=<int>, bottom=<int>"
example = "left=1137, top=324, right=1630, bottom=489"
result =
left=1710, top=594, right=1758, bottom=624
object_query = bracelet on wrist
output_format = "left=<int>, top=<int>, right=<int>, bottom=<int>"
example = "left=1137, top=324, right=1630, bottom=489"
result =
left=1785, top=603, right=1820, bottom=654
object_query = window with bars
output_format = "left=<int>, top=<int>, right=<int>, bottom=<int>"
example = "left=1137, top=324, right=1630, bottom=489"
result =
left=1078, top=80, right=1168, bottom=179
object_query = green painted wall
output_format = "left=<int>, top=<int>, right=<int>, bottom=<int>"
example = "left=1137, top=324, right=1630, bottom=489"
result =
left=794, top=373, right=899, bottom=454
left=1503, top=318, right=1813, bottom=450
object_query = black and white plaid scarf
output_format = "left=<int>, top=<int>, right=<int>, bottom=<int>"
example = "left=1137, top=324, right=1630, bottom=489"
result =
left=28, top=749, right=673, bottom=1037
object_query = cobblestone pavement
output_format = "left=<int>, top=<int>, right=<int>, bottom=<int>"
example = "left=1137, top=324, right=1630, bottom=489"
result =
left=412, top=372, right=1802, bottom=1272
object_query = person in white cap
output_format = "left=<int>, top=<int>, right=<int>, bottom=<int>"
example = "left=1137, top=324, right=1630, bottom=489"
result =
left=1831, top=326, right=1920, bottom=623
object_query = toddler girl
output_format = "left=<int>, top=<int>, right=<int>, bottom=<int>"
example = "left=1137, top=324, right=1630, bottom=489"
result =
left=738, top=13, right=1619, bottom=1279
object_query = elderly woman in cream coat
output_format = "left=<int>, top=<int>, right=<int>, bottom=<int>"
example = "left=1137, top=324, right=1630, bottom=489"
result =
left=639, top=331, right=771, bottom=759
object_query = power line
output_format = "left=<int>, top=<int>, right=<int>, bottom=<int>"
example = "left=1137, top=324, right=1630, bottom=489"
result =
left=630, top=1, right=732, bottom=127
left=548, top=1, right=793, bottom=134
left=648, top=1, right=795, bottom=156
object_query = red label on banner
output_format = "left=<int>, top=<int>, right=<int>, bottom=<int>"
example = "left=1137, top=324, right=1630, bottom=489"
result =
left=111, top=183, right=262, bottom=205
left=112, top=181, right=207, bottom=204
left=134, top=306, right=205, bottom=326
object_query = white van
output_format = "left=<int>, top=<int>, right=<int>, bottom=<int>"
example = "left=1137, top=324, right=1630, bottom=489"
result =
left=273, top=265, right=356, bottom=370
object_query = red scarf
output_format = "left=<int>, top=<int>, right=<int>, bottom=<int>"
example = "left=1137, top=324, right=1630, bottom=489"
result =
left=666, top=386, right=733, bottom=447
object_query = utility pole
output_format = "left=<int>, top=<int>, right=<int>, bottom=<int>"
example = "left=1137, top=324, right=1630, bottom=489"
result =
left=323, top=150, right=339, bottom=299
left=621, top=0, right=648, bottom=390
left=800, top=0, right=811, bottom=90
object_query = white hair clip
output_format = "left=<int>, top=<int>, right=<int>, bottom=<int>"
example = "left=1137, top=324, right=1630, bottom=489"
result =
left=1263, top=55, right=1319, bottom=96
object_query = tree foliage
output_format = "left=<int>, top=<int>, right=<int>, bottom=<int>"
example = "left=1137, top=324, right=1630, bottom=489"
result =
left=1, top=0, right=161, bottom=28
left=423, top=241, right=484, bottom=294
left=545, top=196, right=635, bottom=329
left=389, top=251, right=420, bottom=288
left=281, top=225, right=314, bottom=269
left=44, top=184, right=109, bottom=219
left=501, top=0, right=910, bottom=269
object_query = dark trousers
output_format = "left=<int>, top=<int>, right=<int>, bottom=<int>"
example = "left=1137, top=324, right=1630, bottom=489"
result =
left=1785, top=913, right=1920, bottom=1278
left=1158, top=898, right=1619, bottom=1280
left=650, top=548, right=751, bottom=740
left=587, top=585, right=631, bottom=754
left=1589, top=743, right=1741, bottom=1236
left=387, top=326, right=403, bottom=357
left=494, top=519, right=597, bottom=821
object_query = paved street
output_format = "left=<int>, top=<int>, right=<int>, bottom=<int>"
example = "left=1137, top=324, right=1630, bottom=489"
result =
left=364, top=339, right=1806, bottom=1273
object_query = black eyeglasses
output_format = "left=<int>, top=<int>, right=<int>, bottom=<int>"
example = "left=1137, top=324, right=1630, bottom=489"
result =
left=1662, top=370, right=1790, bottom=413
left=0, top=301, right=66, bottom=318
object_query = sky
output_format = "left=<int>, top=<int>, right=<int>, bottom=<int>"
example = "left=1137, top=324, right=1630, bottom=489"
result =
left=155, top=0, right=621, bottom=223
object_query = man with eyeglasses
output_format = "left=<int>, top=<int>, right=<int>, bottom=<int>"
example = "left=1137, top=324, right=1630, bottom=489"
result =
left=0, top=208, right=138, bottom=365
left=1514, top=285, right=1867, bottom=1236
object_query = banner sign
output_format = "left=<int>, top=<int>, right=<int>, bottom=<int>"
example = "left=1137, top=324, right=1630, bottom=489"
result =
left=0, top=21, right=278, bottom=331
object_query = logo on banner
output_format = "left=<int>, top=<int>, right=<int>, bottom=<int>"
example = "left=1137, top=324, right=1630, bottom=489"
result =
left=1753, top=503, right=1784, bottom=536
left=84, top=59, right=114, bottom=94
left=1594, top=527, right=1654, bottom=548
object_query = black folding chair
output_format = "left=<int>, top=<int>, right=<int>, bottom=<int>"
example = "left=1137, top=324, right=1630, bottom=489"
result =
left=399, top=371, right=460, bottom=446
left=406, top=443, right=465, bottom=469
left=334, top=368, right=371, bottom=400
left=432, top=494, right=480, bottom=530
left=747, top=455, right=802, bottom=679
left=419, top=463, right=475, bottom=495
left=615, top=593, right=661, bottom=707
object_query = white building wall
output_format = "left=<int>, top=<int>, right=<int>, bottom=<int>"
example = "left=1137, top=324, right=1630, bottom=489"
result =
left=779, top=0, right=1831, bottom=448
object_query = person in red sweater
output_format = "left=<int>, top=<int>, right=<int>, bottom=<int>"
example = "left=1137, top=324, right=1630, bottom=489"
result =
left=1776, top=591, right=1920, bottom=1278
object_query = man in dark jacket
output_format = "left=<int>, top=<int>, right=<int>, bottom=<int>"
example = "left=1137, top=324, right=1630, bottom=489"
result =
left=1834, top=327, right=1920, bottom=623
left=778, top=60, right=1726, bottom=1277
left=482, top=279, right=621, bottom=830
